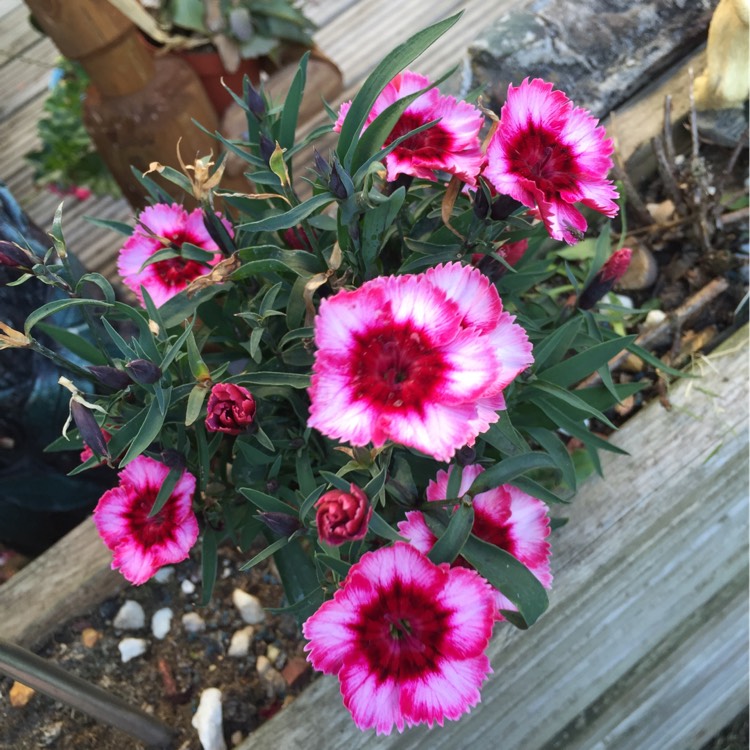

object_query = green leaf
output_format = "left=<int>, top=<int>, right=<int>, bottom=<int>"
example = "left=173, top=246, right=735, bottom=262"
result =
left=295, top=450, right=316, bottom=497
left=101, top=317, right=136, bottom=359
left=119, top=394, right=169, bottom=467
left=112, top=302, right=161, bottom=362
left=228, top=371, right=310, bottom=388
left=369, top=511, right=403, bottom=542
left=512, top=476, right=572, bottom=505
left=200, top=527, right=221, bottom=605
left=239, top=536, right=290, bottom=570
left=148, top=466, right=183, bottom=517
left=106, top=407, right=148, bottom=461
left=360, top=188, right=406, bottom=271
left=160, top=318, right=195, bottom=371
left=426, top=503, right=474, bottom=565
left=84, top=216, right=134, bottom=235
left=319, top=470, right=352, bottom=493
left=461, top=534, right=548, bottom=627
left=271, top=537, right=325, bottom=622
left=526, top=427, right=577, bottom=491
left=527, top=380, right=617, bottom=430
left=35, top=322, right=108, bottom=366
left=481, top=417, right=531, bottom=456
left=237, top=193, right=334, bottom=232
left=363, top=465, right=387, bottom=501
left=158, top=286, right=227, bottom=330
left=185, top=383, right=209, bottom=426
left=532, top=317, right=582, bottom=372
left=24, top=298, right=113, bottom=337
left=538, top=336, right=636, bottom=388
left=336, top=13, right=462, bottom=167
left=278, top=52, right=309, bottom=150
left=315, top=553, right=352, bottom=579
left=468, top=452, right=558, bottom=495
left=299, top=484, right=326, bottom=522
left=76, top=273, right=116, bottom=304
left=239, top=487, right=297, bottom=514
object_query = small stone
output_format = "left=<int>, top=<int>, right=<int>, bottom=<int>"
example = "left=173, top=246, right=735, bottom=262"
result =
left=266, top=644, right=285, bottom=669
left=256, top=655, right=286, bottom=699
left=617, top=243, right=658, bottom=291
left=39, top=721, right=63, bottom=746
left=644, top=309, right=667, bottom=329
left=81, top=628, right=101, bottom=648
left=192, top=687, right=227, bottom=750
left=182, top=612, right=206, bottom=633
left=230, top=730, right=244, bottom=746
left=281, top=656, right=311, bottom=690
left=645, top=199, right=675, bottom=225
left=181, top=579, right=196, bottom=595
left=118, top=637, right=148, bottom=663
left=113, top=600, right=146, bottom=631
left=9, top=681, right=35, bottom=707
left=232, top=589, right=266, bottom=624
left=153, top=566, right=175, bottom=583
left=152, top=608, right=173, bottom=640
left=228, top=626, right=255, bottom=657
left=613, top=294, right=634, bottom=309
left=622, top=353, right=645, bottom=373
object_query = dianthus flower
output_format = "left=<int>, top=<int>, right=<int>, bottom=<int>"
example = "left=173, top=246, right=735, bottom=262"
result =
left=93, top=455, right=199, bottom=585
left=398, top=463, right=552, bottom=619
left=334, top=71, right=483, bottom=185
left=483, top=78, right=619, bottom=244
left=308, top=263, right=533, bottom=462
left=117, top=203, right=233, bottom=307
left=302, top=542, right=496, bottom=734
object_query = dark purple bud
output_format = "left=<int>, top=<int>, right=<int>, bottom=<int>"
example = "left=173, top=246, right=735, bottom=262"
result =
left=578, top=247, right=633, bottom=310
left=244, top=81, right=265, bottom=119
left=0, top=241, right=35, bottom=268
left=160, top=448, right=187, bottom=471
left=455, top=445, right=477, bottom=467
left=313, top=149, right=330, bottom=179
left=87, top=365, right=131, bottom=390
left=125, top=358, right=162, bottom=384
left=70, top=400, right=109, bottom=460
left=256, top=511, right=301, bottom=537
left=259, top=134, right=275, bottom=165
left=329, top=160, right=349, bottom=200
left=473, top=187, right=490, bottom=220
left=490, top=194, right=522, bottom=221
left=202, top=209, right=236, bottom=255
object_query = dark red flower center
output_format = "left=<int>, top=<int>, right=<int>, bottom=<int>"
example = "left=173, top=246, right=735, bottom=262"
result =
left=126, top=488, right=178, bottom=547
left=507, top=124, right=577, bottom=194
left=350, top=323, right=446, bottom=414
left=386, top=111, right=452, bottom=159
left=354, top=578, right=450, bottom=682
left=153, top=255, right=209, bottom=287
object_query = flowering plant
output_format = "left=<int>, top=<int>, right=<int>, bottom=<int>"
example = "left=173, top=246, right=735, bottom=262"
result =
left=1, top=13, right=657, bottom=735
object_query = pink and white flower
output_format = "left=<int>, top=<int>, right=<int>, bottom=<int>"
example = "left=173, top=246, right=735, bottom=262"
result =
left=302, top=542, right=496, bottom=734
left=334, top=71, right=483, bottom=185
left=398, top=463, right=552, bottom=619
left=93, top=455, right=199, bottom=585
left=308, top=263, right=533, bottom=462
left=483, top=78, right=619, bottom=244
left=117, top=203, right=233, bottom=307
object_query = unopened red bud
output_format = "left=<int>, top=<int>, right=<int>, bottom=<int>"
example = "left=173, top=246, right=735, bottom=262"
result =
left=578, top=247, right=633, bottom=310
left=0, top=241, right=34, bottom=268
left=70, top=400, right=109, bottom=460
left=257, top=511, right=301, bottom=537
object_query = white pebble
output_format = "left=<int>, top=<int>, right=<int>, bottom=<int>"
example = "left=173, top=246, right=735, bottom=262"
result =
left=113, top=600, right=145, bottom=630
left=232, top=589, right=266, bottom=625
left=644, top=309, right=667, bottom=329
left=153, top=566, right=175, bottom=583
left=118, top=638, right=147, bottom=663
left=151, top=608, right=173, bottom=640
left=182, top=612, right=206, bottom=633
left=266, top=644, right=281, bottom=665
left=192, top=688, right=227, bottom=750
left=228, top=626, right=255, bottom=657
left=255, top=655, right=286, bottom=698
left=613, top=294, right=634, bottom=310
left=181, top=579, right=196, bottom=595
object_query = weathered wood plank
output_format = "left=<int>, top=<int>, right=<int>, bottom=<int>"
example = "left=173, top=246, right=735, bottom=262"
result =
left=239, top=327, right=749, bottom=750
left=0, top=37, right=57, bottom=120
left=0, top=4, right=42, bottom=64
left=0, top=518, right=125, bottom=648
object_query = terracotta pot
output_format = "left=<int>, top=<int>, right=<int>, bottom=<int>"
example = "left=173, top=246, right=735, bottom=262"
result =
left=179, top=50, right=262, bottom=116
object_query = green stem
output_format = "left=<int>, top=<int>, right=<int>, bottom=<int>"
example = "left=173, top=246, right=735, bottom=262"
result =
left=0, top=638, right=173, bottom=748
left=31, top=339, right=94, bottom=381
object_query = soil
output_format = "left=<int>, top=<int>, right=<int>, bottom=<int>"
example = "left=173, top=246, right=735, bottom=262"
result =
left=0, top=545, right=316, bottom=750
left=0, top=134, right=747, bottom=750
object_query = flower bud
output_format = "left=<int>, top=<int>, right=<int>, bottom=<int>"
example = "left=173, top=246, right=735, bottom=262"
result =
left=490, top=194, right=522, bottom=221
left=80, top=430, right=112, bottom=465
left=578, top=247, right=633, bottom=310
left=125, top=358, right=163, bottom=385
left=313, top=149, right=330, bottom=179
left=0, top=241, right=34, bottom=269
left=87, top=365, right=131, bottom=390
left=71, top=400, right=109, bottom=461
left=473, top=187, right=491, bottom=220
left=259, top=134, right=276, bottom=165
left=160, top=449, right=187, bottom=471
left=315, top=484, right=372, bottom=546
left=205, top=383, right=256, bottom=435
left=328, top=160, right=349, bottom=200
left=244, top=81, right=265, bottom=119
left=257, top=511, right=301, bottom=537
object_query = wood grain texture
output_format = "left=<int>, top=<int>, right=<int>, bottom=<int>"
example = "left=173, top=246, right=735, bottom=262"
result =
left=0, top=518, right=124, bottom=648
left=239, top=328, right=749, bottom=750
